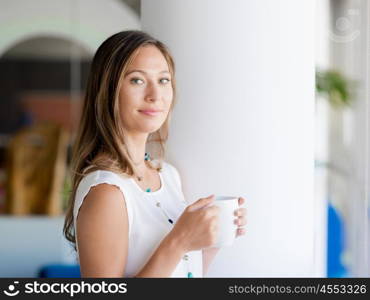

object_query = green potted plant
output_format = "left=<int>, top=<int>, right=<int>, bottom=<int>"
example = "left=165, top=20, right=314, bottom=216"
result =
left=315, top=69, right=353, bottom=107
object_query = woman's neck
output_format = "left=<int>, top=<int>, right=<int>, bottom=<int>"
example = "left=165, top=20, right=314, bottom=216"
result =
left=122, top=131, right=149, bottom=165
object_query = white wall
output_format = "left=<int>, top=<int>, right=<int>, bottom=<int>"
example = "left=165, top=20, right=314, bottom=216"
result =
left=142, top=0, right=319, bottom=277
left=0, top=0, right=140, bottom=56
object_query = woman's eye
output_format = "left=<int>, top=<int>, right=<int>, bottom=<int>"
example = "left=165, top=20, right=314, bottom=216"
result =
left=130, top=77, right=170, bottom=85
left=130, top=78, right=144, bottom=85
left=160, top=78, right=171, bottom=84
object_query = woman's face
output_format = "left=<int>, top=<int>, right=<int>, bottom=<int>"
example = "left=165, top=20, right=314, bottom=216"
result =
left=119, top=45, right=173, bottom=135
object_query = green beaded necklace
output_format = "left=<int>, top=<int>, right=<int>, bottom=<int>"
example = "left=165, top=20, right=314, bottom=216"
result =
left=140, top=152, right=193, bottom=278
left=144, top=152, right=152, bottom=193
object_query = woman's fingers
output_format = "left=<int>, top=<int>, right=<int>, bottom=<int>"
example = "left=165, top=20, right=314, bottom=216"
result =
left=234, top=207, right=247, bottom=217
left=234, top=217, right=247, bottom=227
left=235, top=197, right=247, bottom=238
left=235, top=227, right=246, bottom=237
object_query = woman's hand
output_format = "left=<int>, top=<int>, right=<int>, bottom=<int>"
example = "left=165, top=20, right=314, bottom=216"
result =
left=234, top=197, right=247, bottom=238
left=170, top=195, right=220, bottom=252
left=203, top=196, right=247, bottom=276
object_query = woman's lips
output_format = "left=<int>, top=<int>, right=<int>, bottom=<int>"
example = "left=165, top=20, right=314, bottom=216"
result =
left=139, top=110, right=161, bottom=116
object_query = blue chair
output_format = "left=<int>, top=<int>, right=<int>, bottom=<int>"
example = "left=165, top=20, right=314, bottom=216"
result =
left=38, top=264, right=80, bottom=278
left=327, top=202, right=348, bottom=277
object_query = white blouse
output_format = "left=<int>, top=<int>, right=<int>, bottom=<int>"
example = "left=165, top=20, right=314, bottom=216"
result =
left=73, top=161, right=203, bottom=277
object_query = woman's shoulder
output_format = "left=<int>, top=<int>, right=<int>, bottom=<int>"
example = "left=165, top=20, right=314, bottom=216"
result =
left=78, top=169, right=130, bottom=190
left=73, top=168, right=135, bottom=238
left=76, top=159, right=180, bottom=189
left=160, top=161, right=182, bottom=187
left=74, top=169, right=131, bottom=213
left=159, top=160, right=176, bottom=172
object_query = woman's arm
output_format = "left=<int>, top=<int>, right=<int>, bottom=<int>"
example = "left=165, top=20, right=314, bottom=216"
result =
left=202, top=247, right=220, bottom=276
left=134, top=232, right=185, bottom=277
left=77, top=183, right=185, bottom=278
left=77, top=184, right=129, bottom=277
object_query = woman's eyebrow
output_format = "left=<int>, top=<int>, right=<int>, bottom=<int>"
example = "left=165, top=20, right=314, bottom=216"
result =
left=125, top=69, right=170, bottom=76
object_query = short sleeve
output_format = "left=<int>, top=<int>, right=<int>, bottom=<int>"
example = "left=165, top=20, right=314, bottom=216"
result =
left=73, top=170, right=134, bottom=238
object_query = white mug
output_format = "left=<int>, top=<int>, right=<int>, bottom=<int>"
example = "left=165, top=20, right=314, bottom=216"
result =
left=212, top=196, right=239, bottom=247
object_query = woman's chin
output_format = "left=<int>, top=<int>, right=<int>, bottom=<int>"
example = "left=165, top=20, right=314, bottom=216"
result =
left=140, top=125, right=162, bottom=134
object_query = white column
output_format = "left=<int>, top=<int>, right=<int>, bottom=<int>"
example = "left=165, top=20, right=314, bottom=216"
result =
left=142, top=0, right=318, bottom=276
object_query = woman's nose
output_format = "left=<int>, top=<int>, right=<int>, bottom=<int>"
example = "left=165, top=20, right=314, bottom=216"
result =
left=145, top=83, right=161, bottom=102
left=145, top=95, right=157, bottom=102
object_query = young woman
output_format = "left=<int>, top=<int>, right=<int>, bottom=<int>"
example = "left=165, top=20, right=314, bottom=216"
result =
left=63, top=30, right=246, bottom=278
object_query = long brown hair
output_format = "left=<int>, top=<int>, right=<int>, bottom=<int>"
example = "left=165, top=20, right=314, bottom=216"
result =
left=63, top=30, right=177, bottom=250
